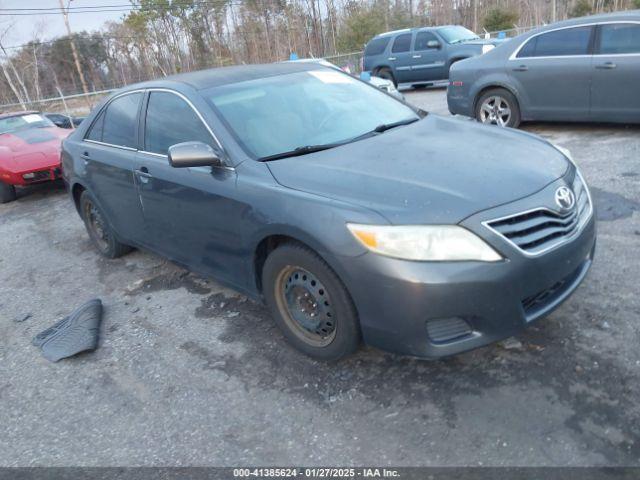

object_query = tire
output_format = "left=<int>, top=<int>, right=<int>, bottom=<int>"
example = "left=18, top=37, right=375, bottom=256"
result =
left=376, top=67, right=397, bottom=88
left=0, top=182, right=16, bottom=204
left=475, top=88, right=521, bottom=128
left=79, top=190, right=132, bottom=259
left=262, top=242, right=360, bottom=361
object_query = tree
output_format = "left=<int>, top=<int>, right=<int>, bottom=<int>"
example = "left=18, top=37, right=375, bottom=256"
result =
left=483, top=8, right=519, bottom=32
left=569, top=0, right=593, bottom=17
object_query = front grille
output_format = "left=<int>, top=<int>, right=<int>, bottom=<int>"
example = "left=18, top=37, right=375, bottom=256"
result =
left=521, top=262, right=586, bottom=319
left=485, top=173, right=591, bottom=255
left=24, top=170, right=51, bottom=183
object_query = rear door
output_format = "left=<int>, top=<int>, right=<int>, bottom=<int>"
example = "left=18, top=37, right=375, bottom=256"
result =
left=82, top=91, right=145, bottom=242
left=591, top=22, right=640, bottom=122
left=409, top=30, right=447, bottom=82
left=508, top=25, right=594, bottom=121
left=388, top=33, right=414, bottom=84
left=135, top=89, right=246, bottom=284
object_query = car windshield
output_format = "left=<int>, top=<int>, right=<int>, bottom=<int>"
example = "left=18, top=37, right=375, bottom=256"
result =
left=204, top=69, right=419, bottom=160
left=438, top=26, right=480, bottom=44
left=0, top=113, right=54, bottom=135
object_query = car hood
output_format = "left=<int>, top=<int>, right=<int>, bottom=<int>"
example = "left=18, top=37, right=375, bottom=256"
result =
left=463, top=38, right=506, bottom=46
left=266, top=116, right=569, bottom=224
left=0, top=127, right=69, bottom=171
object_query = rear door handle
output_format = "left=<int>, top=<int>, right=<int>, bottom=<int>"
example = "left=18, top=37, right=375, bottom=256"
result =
left=595, top=62, right=617, bottom=69
left=412, top=54, right=422, bottom=59
left=512, top=65, right=528, bottom=72
left=135, top=166, right=152, bottom=184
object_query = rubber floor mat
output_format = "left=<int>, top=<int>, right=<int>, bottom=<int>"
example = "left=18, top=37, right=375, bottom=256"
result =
left=33, top=299, right=103, bottom=362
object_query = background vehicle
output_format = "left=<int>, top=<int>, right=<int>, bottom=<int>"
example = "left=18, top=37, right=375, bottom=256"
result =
left=63, top=62, right=594, bottom=361
left=45, top=113, right=85, bottom=129
left=0, top=112, right=69, bottom=203
left=447, top=10, right=640, bottom=127
left=363, top=25, right=502, bottom=87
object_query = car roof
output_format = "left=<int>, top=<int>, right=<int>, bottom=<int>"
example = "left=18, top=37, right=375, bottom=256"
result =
left=0, top=111, right=40, bottom=119
left=373, top=25, right=459, bottom=39
left=530, top=9, right=640, bottom=33
left=117, top=61, right=327, bottom=93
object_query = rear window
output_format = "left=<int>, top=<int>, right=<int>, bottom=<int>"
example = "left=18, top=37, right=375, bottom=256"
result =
left=518, top=26, right=592, bottom=57
left=598, top=23, right=640, bottom=54
left=365, top=37, right=390, bottom=56
left=391, top=33, right=412, bottom=53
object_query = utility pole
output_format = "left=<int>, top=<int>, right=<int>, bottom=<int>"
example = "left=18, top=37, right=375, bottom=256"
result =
left=58, top=0, right=92, bottom=109
left=552, top=0, right=557, bottom=22
left=473, top=0, right=478, bottom=33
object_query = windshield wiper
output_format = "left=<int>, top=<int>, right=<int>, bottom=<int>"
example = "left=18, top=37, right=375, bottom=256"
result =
left=259, top=143, right=343, bottom=162
left=372, top=117, right=419, bottom=133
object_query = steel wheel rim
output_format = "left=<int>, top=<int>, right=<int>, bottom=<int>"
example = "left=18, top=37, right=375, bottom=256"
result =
left=274, top=266, right=336, bottom=347
left=480, top=96, right=511, bottom=127
left=84, top=201, right=110, bottom=252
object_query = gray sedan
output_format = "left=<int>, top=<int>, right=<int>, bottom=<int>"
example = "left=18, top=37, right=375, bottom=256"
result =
left=62, top=62, right=595, bottom=360
left=448, top=10, right=640, bottom=127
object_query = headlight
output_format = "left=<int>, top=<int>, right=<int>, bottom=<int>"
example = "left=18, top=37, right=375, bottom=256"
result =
left=347, top=224, right=502, bottom=262
left=482, top=44, right=495, bottom=54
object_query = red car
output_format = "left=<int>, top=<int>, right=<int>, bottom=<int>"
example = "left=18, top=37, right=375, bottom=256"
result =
left=0, top=111, right=70, bottom=203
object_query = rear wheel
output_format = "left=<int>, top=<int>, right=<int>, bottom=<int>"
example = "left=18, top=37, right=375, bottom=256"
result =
left=475, top=88, right=521, bottom=128
left=79, top=191, right=132, bottom=259
left=0, top=182, right=16, bottom=204
left=262, top=243, right=360, bottom=360
left=375, top=67, right=397, bottom=88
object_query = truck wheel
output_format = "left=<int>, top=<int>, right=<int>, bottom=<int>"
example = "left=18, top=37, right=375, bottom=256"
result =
left=376, top=68, right=397, bottom=88
left=262, top=242, right=361, bottom=361
left=79, top=190, right=132, bottom=258
left=475, top=88, right=521, bottom=128
left=0, top=182, right=16, bottom=203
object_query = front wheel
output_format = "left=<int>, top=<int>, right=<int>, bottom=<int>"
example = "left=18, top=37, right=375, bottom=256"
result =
left=475, top=88, right=521, bottom=128
left=0, top=182, right=16, bottom=203
left=79, top=191, right=132, bottom=259
left=262, top=243, right=361, bottom=360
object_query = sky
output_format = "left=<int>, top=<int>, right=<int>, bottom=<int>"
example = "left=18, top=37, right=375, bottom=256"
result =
left=0, top=0, right=128, bottom=48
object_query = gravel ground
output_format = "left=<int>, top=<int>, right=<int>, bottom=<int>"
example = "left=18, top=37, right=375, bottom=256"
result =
left=1, top=88, right=639, bottom=467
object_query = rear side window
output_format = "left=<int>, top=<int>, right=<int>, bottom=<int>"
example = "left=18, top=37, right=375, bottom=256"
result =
left=101, top=92, right=142, bottom=148
left=391, top=33, right=412, bottom=53
left=414, top=31, right=438, bottom=50
left=365, top=37, right=390, bottom=56
left=518, top=26, right=592, bottom=57
left=144, top=91, right=214, bottom=155
left=598, top=23, right=640, bottom=54
left=86, top=110, right=105, bottom=141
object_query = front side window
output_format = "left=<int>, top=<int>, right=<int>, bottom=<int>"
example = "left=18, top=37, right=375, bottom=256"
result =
left=598, top=23, right=640, bottom=54
left=414, top=31, right=438, bottom=51
left=392, top=34, right=412, bottom=53
left=365, top=37, right=391, bottom=56
left=144, top=91, right=214, bottom=155
left=101, top=92, right=142, bottom=148
left=518, top=26, right=592, bottom=58
left=205, top=69, right=418, bottom=160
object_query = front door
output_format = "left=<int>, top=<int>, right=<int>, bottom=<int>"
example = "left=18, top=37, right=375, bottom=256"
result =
left=508, top=25, right=594, bottom=121
left=409, top=31, right=447, bottom=82
left=134, top=90, right=246, bottom=286
left=591, top=22, right=640, bottom=123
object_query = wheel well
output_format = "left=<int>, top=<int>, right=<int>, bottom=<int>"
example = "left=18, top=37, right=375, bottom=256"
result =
left=71, top=183, right=86, bottom=214
left=254, top=235, right=312, bottom=294
left=473, top=85, right=519, bottom=114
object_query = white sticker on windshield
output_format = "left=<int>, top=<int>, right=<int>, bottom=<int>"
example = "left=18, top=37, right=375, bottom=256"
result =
left=23, top=114, right=44, bottom=123
left=308, top=70, right=352, bottom=84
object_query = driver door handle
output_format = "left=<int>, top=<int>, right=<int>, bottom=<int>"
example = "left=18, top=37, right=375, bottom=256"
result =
left=388, top=57, right=396, bottom=61
left=595, top=62, right=617, bottom=69
left=512, top=65, right=528, bottom=72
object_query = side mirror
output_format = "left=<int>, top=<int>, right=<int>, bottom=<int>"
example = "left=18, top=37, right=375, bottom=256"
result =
left=427, top=40, right=441, bottom=49
left=168, top=141, right=222, bottom=168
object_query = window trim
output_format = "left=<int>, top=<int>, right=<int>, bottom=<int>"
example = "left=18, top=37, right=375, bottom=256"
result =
left=83, top=89, right=145, bottom=150
left=510, top=24, right=596, bottom=60
left=594, top=21, right=640, bottom=56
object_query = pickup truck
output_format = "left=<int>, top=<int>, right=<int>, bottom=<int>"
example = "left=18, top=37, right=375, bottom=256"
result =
left=363, top=25, right=503, bottom=87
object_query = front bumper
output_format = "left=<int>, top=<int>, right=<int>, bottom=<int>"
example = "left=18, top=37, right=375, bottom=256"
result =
left=339, top=179, right=597, bottom=358
left=0, top=165, right=62, bottom=187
